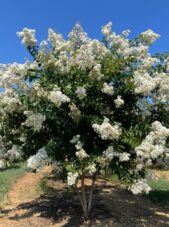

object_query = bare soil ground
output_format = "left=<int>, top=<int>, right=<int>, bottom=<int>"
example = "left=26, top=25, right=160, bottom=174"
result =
left=0, top=168, right=169, bottom=227
left=155, top=170, right=169, bottom=180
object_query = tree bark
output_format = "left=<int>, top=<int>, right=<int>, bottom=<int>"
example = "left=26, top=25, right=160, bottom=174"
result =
left=88, top=174, right=96, bottom=213
left=74, top=182, right=85, bottom=214
left=81, top=175, right=88, bottom=218
left=75, top=174, right=97, bottom=218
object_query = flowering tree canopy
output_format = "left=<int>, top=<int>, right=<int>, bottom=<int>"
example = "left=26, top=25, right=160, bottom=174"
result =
left=0, top=22, right=169, bottom=217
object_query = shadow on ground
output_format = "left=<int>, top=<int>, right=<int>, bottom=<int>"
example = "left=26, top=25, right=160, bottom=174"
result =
left=1, top=177, right=169, bottom=227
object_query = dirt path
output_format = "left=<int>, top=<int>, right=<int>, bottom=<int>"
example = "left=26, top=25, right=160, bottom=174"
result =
left=0, top=166, right=65, bottom=227
left=2, top=166, right=50, bottom=208
left=0, top=169, right=169, bottom=226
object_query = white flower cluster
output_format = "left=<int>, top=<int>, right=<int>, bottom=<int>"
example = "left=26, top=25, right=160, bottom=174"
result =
left=70, top=135, right=88, bottom=160
left=68, top=23, right=89, bottom=48
left=140, top=29, right=160, bottom=45
left=23, top=112, right=46, bottom=131
left=70, top=134, right=83, bottom=150
left=17, top=28, right=37, bottom=47
left=0, top=63, right=31, bottom=89
left=102, top=146, right=130, bottom=163
left=134, top=71, right=156, bottom=95
left=70, top=135, right=80, bottom=144
left=32, top=81, right=48, bottom=98
left=102, top=22, right=133, bottom=57
left=136, top=121, right=169, bottom=164
left=139, top=57, right=159, bottom=72
left=48, top=28, right=66, bottom=52
left=7, top=145, right=22, bottom=162
left=19, top=134, right=27, bottom=143
left=69, top=103, right=81, bottom=123
left=88, top=63, right=103, bottom=80
left=119, top=152, right=130, bottom=162
left=85, top=164, right=97, bottom=175
left=52, top=51, right=71, bottom=73
left=151, top=121, right=169, bottom=136
left=76, top=148, right=89, bottom=160
left=102, top=146, right=114, bottom=162
left=14, top=23, right=154, bottom=87
left=155, top=72, right=169, bottom=103
left=0, top=136, right=7, bottom=169
left=101, top=22, right=112, bottom=36
left=136, top=98, right=151, bottom=117
left=67, top=171, right=79, bottom=186
left=0, top=136, right=22, bottom=169
left=92, top=118, right=121, bottom=140
left=27, top=147, right=49, bottom=171
left=0, top=160, right=6, bottom=169
left=109, top=33, right=132, bottom=56
left=70, top=135, right=97, bottom=176
left=0, top=88, right=22, bottom=113
left=48, top=88, right=70, bottom=107
left=114, top=96, right=124, bottom=108
left=134, top=69, right=169, bottom=102
left=71, top=39, right=108, bottom=72
left=133, top=45, right=149, bottom=59
left=72, top=43, right=95, bottom=71
left=121, top=29, right=131, bottom=38
left=75, top=86, right=87, bottom=98
left=130, top=179, right=151, bottom=195
left=101, top=82, right=114, bottom=95
left=101, top=22, right=160, bottom=59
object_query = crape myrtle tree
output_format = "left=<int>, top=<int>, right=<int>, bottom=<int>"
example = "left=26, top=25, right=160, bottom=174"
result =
left=0, top=22, right=169, bottom=217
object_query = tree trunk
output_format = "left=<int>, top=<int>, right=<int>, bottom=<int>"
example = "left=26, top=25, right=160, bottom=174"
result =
left=81, top=176, right=88, bottom=218
left=88, top=174, right=96, bottom=213
left=75, top=174, right=97, bottom=218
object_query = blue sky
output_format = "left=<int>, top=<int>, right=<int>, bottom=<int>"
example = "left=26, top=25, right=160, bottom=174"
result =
left=0, top=0, right=169, bottom=63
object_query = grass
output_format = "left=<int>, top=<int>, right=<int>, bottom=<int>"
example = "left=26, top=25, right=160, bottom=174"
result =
left=147, top=177, right=169, bottom=205
left=19, top=177, right=49, bottom=201
left=109, top=173, right=169, bottom=206
left=109, top=172, right=169, bottom=206
left=0, top=162, right=27, bottom=204
left=35, top=177, right=49, bottom=195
